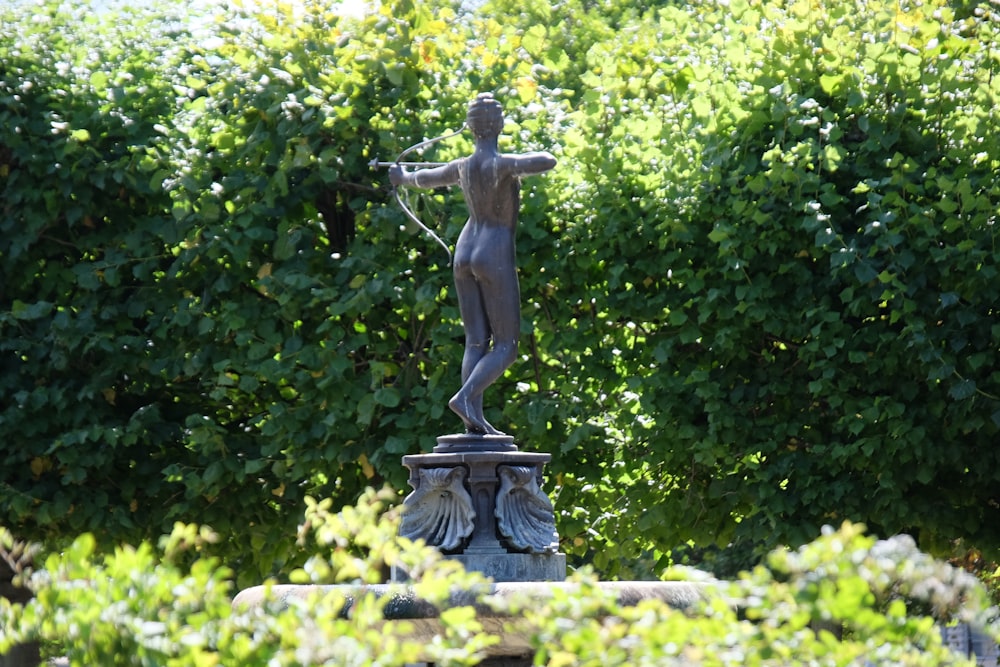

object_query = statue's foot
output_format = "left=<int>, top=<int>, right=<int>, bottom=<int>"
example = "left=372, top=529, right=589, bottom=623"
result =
left=475, top=417, right=504, bottom=437
left=449, top=393, right=503, bottom=436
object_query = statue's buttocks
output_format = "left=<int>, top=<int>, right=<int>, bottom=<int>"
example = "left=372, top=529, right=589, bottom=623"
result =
left=453, top=223, right=515, bottom=279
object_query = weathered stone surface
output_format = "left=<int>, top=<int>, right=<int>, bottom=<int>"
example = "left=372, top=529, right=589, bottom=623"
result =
left=400, top=450, right=563, bottom=575
left=398, top=467, right=476, bottom=552
left=232, top=580, right=711, bottom=616
left=232, top=580, right=712, bottom=659
left=392, top=553, right=566, bottom=584
left=494, top=465, right=558, bottom=553
left=433, top=433, right=517, bottom=454
left=233, top=581, right=712, bottom=619
left=449, top=553, right=566, bottom=583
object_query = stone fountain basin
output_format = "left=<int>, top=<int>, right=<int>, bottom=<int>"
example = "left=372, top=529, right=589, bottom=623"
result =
left=233, top=580, right=711, bottom=659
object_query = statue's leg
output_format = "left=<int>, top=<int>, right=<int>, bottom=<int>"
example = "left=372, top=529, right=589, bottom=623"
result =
left=452, top=274, right=494, bottom=434
left=460, top=334, right=486, bottom=385
left=449, top=263, right=518, bottom=435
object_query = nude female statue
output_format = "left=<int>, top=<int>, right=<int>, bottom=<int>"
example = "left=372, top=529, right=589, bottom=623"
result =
left=389, top=93, right=557, bottom=436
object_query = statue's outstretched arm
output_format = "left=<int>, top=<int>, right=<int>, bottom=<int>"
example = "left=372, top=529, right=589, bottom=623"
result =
left=507, top=152, right=557, bottom=177
left=390, top=160, right=462, bottom=189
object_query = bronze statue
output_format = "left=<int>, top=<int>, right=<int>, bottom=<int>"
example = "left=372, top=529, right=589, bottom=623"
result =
left=389, top=93, right=557, bottom=436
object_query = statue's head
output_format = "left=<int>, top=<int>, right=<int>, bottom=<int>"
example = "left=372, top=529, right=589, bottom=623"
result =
left=466, top=93, right=503, bottom=139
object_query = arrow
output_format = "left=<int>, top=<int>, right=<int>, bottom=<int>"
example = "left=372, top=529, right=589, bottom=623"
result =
left=369, top=159, right=450, bottom=169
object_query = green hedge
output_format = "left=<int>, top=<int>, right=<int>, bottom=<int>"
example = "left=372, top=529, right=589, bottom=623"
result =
left=2, top=0, right=999, bottom=581
left=2, top=493, right=999, bottom=665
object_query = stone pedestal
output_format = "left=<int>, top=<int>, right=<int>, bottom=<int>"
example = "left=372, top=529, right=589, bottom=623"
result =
left=393, top=433, right=566, bottom=583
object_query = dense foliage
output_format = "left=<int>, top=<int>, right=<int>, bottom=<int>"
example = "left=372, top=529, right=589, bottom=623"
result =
left=1, top=0, right=999, bottom=581
left=2, top=492, right=999, bottom=665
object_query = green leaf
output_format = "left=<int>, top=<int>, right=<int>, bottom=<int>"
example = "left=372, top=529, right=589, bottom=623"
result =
left=11, top=300, right=53, bottom=320
left=708, top=228, right=729, bottom=243
left=244, top=459, right=268, bottom=475
left=374, top=387, right=401, bottom=408
left=691, top=95, right=711, bottom=117
left=819, top=73, right=843, bottom=94
left=853, top=262, right=878, bottom=283
left=822, top=144, right=845, bottom=171
left=522, top=24, right=547, bottom=54
left=211, top=131, right=235, bottom=150
left=948, top=379, right=976, bottom=401
left=357, top=394, right=376, bottom=427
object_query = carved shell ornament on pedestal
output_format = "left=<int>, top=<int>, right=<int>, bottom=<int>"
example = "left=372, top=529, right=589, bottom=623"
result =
left=399, top=467, right=475, bottom=552
left=495, top=465, right=559, bottom=554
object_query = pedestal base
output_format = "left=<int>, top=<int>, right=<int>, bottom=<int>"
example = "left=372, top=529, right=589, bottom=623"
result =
left=434, top=433, right=517, bottom=453
left=450, top=552, right=566, bottom=583
left=397, top=434, right=566, bottom=582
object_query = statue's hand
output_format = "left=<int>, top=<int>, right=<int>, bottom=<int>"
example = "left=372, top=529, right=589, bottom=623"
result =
left=388, top=164, right=406, bottom=186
